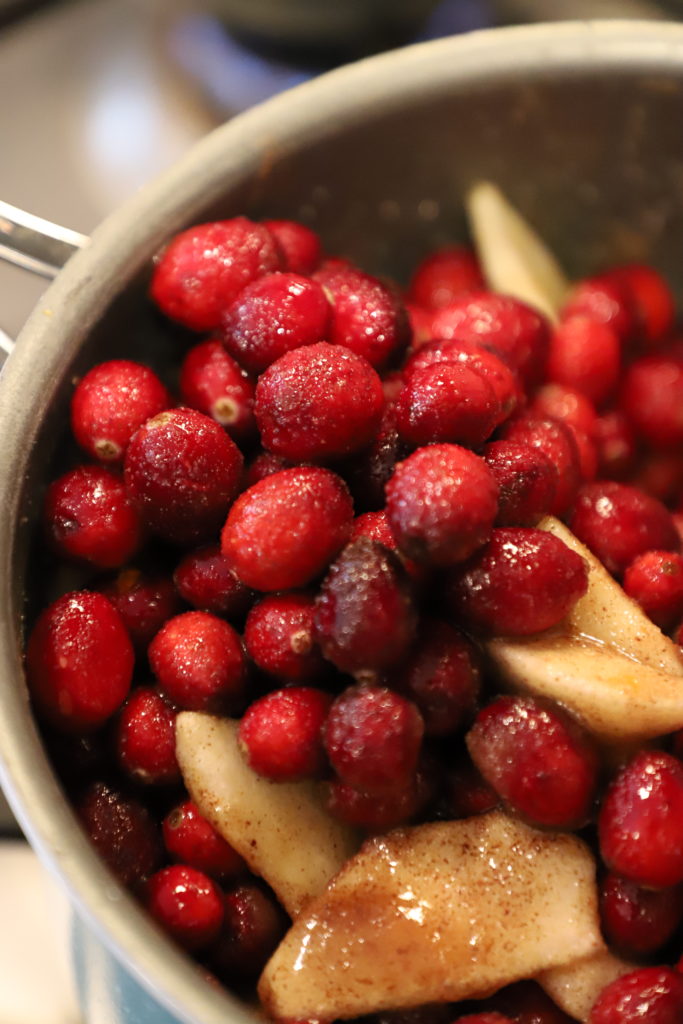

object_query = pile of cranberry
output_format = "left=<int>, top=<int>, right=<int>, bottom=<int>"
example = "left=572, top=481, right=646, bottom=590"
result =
left=24, top=213, right=683, bottom=1023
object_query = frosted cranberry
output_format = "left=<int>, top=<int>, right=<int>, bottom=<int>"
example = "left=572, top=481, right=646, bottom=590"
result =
left=609, top=263, right=676, bottom=345
left=145, top=865, right=224, bottom=951
left=561, top=274, right=636, bottom=343
left=599, top=872, right=683, bottom=958
left=440, top=751, right=499, bottom=819
left=466, top=695, right=598, bottom=829
left=211, top=882, right=287, bottom=982
left=621, top=354, right=683, bottom=448
left=394, top=620, right=481, bottom=736
left=77, top=781, right=161, bottom=886
left=244, top=592, right=324, bottom=682
left=115, top=687, right=179, bottom=786
left=44, top=465, right=144, bottom=569
left=386, top=444, right=499, bottom=567
left=163, top=800, right=246, bottom=880
left=483, top=441, right=558, bottom=527
left=488, top=979, right=576, bottom=1023
left=589, top=967, right=683, bottom=1024
left=323, top=684, right=424, bottom=796
left=124, top=409, right=243, bottom=545
left=623, top=551, right=683, bottom=630
left=449, top=527, right=588, bottom=636
left=599, top=751, right=683, bottom=888
left=150, top=217, right=282, bottom=331
left=594, top=410, right=639, bottom=480
left=499, top=416, right=582, bottom=517
left=326, top=775, right=424, bottom=831
left=174, top=544, right=253, bottom=619
left=546, top=316, right=621, bottom=406
left=71, top=360, right=171, bottom=463
left=149, top=610, right=245, bottom=713
left=407, top=245, right=485, bottom=309
left=27, top=591, right=133, bottom=733
left=221, top=466, right=353, bottom=591
left=530, top=383, right=598, bottom=438
left=395, top=362, right=501, bottom=448
left=255, top=342, right=384, bottom=463
left=314, top=538, right=417, bottom=676
left=313, top=265, right=410, bottom=369
left=343, top=406, right=401, bottom=512
left=244, top=451, right=291, bottom=488
left=262, top=219, right=321, bottom=274
left=349, top=510, right=422, bottom=581
left=238, top=686, right=332, bottom=781
left=179, top=340, right=255, bottom=443
left=569, top=481, right=679, bottom=578
left=101, top=568, right=180, bottom=651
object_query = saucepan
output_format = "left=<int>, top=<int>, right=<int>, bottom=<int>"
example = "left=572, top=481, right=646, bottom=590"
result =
left=2, top=19, right=683, bottom=1024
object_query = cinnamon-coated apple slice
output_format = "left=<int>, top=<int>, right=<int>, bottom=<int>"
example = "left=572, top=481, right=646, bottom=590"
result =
left=538, top=949, right=636, bottom=1023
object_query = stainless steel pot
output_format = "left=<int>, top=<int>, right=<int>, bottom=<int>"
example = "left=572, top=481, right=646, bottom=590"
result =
left=3, top=20, right=683, bottom=1024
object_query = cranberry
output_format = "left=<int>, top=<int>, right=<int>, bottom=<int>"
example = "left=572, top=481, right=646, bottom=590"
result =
left=452, top=1015, right=513, bottom=1024
left=609, top=263, right=676, bottom=345
left=385, top=444, right=499, bottom=566
left=115, top=687, right=180, bottom=786
left=124, top=409, right=243, bottom=545
left=221, top=466, right=353, bottom=591
left=174, top=544, right=253, bottom=619
left=405, top=302, right=435, bottom=347
left=342, top=405, right=402, bottom=512
left=530, top=383, right=598, bottom=438
left=499, top=416, right=581, bottom=517
left=569, top=481, right=679, bottom=578
left=594, top=410, right=639, bottom=480
left=314, top=538, right=417, bottom=677
left=560, top=274, right=636, bottom=344
left=244, top=592, right=325, bottom=682
left=407, top=245, right=484, bottom=310
left=488, top=979, right=576, bottom=1023
left=599, top=871, right=683, bottom=958
left=77, top=781, right=161, bottom=886
left=349, top=508, right=397, bottom=549
left=374, top=1009, right=452, bottom=1024
left=163, top=800, right=246, bottom=880
left=254, top=341, right=384, bottom=463
left=589, top=966, right=683, bottom=1024
left=395, top=362, right=501, bottom=448
left=101, top=568, right=180, bottom=651
left=326, top=775, right=424, bottom=831
left=621, top=353, right=683, bottom=448
left=323, top=684, right=424, bottom=797
left=466, top=695, right=598, bottom=828
left=449, top=527, right=588, bottom=636
left=571, top=426, right=599, bottom=482
left=145, top=865, right=224, bottom=951
left=598, top=750, right=683, bottom=888
left=440, top=751, right=499, bottom=819
left=238, top=686, right=332, bottom=781
left=150, top=217, right=282, bottom=331
left=179, top=340, right=256, bottom=443
left=211, top=882, right=288, bottom=982
left=26, top=591, right=133, bottom=733
left=546, top=316, right=621, bottom=406
left=262, top=219, right=322, bottom=274
left=71, top=359, right=170, bottom=463
left=632, top=451, right=683, bottom=506
left=244, top=451, right=291, bottom=488
left=44, top=465, right=144, bottom=569
left=483, top=441, right=558, bottom=527
left=149, top=610, right=246, bottom=713
left=623, top=550, right=683, bottom=630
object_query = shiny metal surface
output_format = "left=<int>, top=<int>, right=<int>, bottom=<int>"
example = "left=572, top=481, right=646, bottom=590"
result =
left=0, top=201, right=88, bottom=278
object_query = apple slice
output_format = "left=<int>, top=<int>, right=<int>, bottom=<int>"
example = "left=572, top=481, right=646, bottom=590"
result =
left=538, top=949, right=635, bottom=1023
left=175, top=712, right=359, bottom=917
left=259, top=809, right=603, bottom=1020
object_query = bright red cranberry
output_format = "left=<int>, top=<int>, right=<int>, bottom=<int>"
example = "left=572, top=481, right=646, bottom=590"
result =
left=163, top=800, right=246, bottom=880
left=124, top=408, right=243, bottom=545
left=499, top=416, right=582, bottom=517
left=594, top=410, right=639, bottom=480
left=609, top=263, right=676, bottom=345
left=546, top=316, right=621, bottom=406
left=262, top=219, right=321, bottom=274
left=342, top=405, right=401, bottom=512
left=238, top=686, right=332, bottom=781
left=349, top=509, right=422, bottom=580
left=150, top=217, right=282, bottom=331
left=599, top=871, right=683, bottom=958
left=179, top=340, right=256, bottom=443
left=211, top=882, right=288, bottom=982
left=386, top=444, right=499, bottom=567
left=77, top=781, right=161, bottom=887
left=569, top=481, right=679, bottom=578
left=621, top=353, right=683, bottom=448
left=244, top=592, right=325, bottom=681
left=488, top=979, right=576, bottom=1023
left=589, top=967, right=683, bottom=1024
left=599, top=751, right=683, bottom=888
left=440, top=751, right=499, bottom=820
left=623, top=550, right=683, bottom=630
left=314, top=538, right=417, bottom=676
left=221, top=466, right=353, bottom=591
left=221, top=272, right=331, bottom=373
left=466, top=695, right=598, bottom=829
left=449, top=527, right=588, bottom=636
left=323, top=684, right=424, bottom=796
left=44, top=465, right=144, bottom=569
left=244, top=451, right=291, bottom=488
left=174, top=544, right=253, bottom=619
left=26, top=591, right=133, bottom=733
left=405, top=302, right=434, bottom=347
left=149, top=610, right=246, bottom=713
left=407, top=245, right=485, bottom=310
left=313, top=264, right=410, bottom=369
left=560, top=274, right=636, bottom=344
left=326, top=774, right=425, bottom=832
left=115, top=687, right=179, bottom=786
left=71, top=360, right=170, bottom=464
left=100, top=568, right=180, bottom=651
left=395, top=362, right=501, bottom=448
left=530, top=383, right=598, bottom=438
left=145, top=865, right=224, bottom=951
left=254, top=342, right=384, bottom=463
left=483, top=441, right=558, bottom=527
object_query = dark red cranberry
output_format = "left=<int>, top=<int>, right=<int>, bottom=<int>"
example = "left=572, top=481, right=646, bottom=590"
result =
left=44, top=465, right=144, bottom=569
left=150, top=217, right=282, bottom=331
left=179, top=339, right=256, bottom=443
left=238, top=686, right=332, bottom=781
left=395, top=362, right=501, bottom=448
left=483, top=441, right=558, bottom=527
left=594, top=410, right=639, bottom=480
left=101, top=568, right=180, bottom=651
left=254, top=341, right=384, bottom=463
left=124, top=408, right=243, bottom=545
left=211, top=882, right=288, bottom=983
left=385, top=444, right=499, bottom=567
left=221, top=466, right=353, bottom=591
left=599, top=871, right=683, bottom=958
left=589, top=966, right=683, bottom=1024
left=374, top=1004, right=453, bottom=1024
left=174, top=544, right=254, bottom=619
left=314, top=538, right=417, bottom=677
left=560, top=274, right=636, bottom=344
left=466, top=695, right=598, bottom=828
left=115, top=687, right=179, bottom=786
left=488, top=979, right=576, bottom=1023
left=609, top=263, right=676, bottom=345
left=163, top=800, right=246, bottom=880
left=26, top=591, right=133, bottom=733
left=326, top=775, right=424, bottom=832
left=440, top=751, right=499, bottom=820
left=499, top=416, right=582, bottom=517
left=621, top=353, right=683, bottom=448
left=244, top=592, right=325, bottom=682
left=342, top=405, right=402, bottom=512
left=407, top=245, right=484, bottom=310
left=632, top=451, right=683, bottom=506
left=570, top=426, right=599, bottom=482
left=71, top=359, right=170, bottom=464
left=323, top=684, right=424, bottom=796
left=77, top=781, right=161, bottom=886
left=452, top=1015, right=513, bottom=1024
left=530, top=383, right=598, bottom=438
left=623, top=550, right=683, bottom=630
left=449, top=527, right=588, bottom=636
left=145, top=865, right=224, bottom=951
left=149, top=610, right=246, bottom=713
left=244, top=451, right=291, bottom=488
left=546, top=316, right=621, bottom=406
left=262, top=219, right=322, bottom=274
left=569, top=481, right=679, bottom=578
